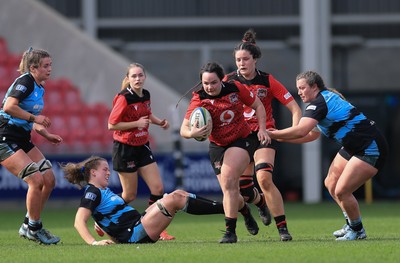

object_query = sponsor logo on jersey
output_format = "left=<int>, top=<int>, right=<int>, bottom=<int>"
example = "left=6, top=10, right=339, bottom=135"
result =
left=257, top=88, right=267, bottom=98
left=284, top=92, right=292, bottom=100
left=85, top=192, right=97, bottom=201
left=15, top=84, right=27, bottom=93
left=306, top=105, right=317, bottom=111
left=229, top=94, right=239, bottom=103
left=135, top=131, right=148, bottom=137
left=220, top=110, right=234, bottom=124
left=243, top=106, right=255, bottom=118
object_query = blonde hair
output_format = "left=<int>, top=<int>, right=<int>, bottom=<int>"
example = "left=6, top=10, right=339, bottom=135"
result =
left=120, top=63, right=146, bottom=90
left=18, top=47, right=51, bottom=75
left=61, top=156, right=106, bottom=189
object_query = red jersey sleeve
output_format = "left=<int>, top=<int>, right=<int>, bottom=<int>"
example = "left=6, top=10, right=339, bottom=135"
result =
left=108, top=94, right=127, bottom=125
left=184, top=93, right=202, bottom=119
left=269, top=75, right=294, bottom=105
left=236, top=81, right=256, bottom=107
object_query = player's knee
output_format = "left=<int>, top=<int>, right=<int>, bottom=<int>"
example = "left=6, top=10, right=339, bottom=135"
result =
left=18, top=162, right=40, bottom=181
left=169, top=190, right=187, bottom=207
left=240, top=186, right=256, bottom=203
left=123, top=192, right=137, bottom=203
left=37, top=159, right=52, bottom=175
left=255, top=162, right=274, bottom=174
left=156, top=200, right=173, bottom=218
left=334, top=188, right=347, bottom=201
left=324, top=178, right=336, bottom=196
left=43, top=174, right=56, bottom=189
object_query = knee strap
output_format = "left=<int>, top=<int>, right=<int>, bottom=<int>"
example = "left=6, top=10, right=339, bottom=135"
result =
left=240, top=175, right=256, bottom=202
left=18, top=162, right=39, bottom=180
left=37, top=159, right=52, bottom=174
left=255, top=162, right=274, bottom=174
left=156, top=200, right=173, bottom=218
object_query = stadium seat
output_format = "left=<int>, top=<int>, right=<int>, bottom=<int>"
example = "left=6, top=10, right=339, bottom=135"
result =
left=0, top=52, right=7, bottom=66
left=0, top=37, right=8, bottom=54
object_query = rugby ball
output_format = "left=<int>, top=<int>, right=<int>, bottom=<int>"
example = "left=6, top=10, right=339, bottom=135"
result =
left=189, top=107, right=212, bottom=141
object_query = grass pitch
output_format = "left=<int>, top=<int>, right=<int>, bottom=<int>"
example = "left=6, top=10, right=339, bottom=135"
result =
left=0, top=200, right=399, bottom=263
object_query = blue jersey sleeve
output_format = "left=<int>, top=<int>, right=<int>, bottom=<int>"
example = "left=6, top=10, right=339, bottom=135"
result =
left=79, top=185, right=101, bottom=211
left=303, top=93, right=328, bottom=122
left=8, top=75, right=34, bottom=102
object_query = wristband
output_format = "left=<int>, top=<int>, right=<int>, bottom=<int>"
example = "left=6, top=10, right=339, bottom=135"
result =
left=91, top=240, right=98, bottom=245
left=28, top=115, right=35, bottom=122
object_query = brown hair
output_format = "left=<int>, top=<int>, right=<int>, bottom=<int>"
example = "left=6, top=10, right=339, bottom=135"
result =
left=296, top=71, right=346, bottom=100
left=233, top=29, right=262, bottom=59
left=120, top=63, right=146, bottom=90
left=61, top=156, right=106, bottom=189
left=199, top=62, right=225, bottom=81
left=18, top=47, right=51, bottom=74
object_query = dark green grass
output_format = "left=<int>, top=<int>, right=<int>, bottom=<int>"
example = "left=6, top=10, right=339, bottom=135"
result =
left=0, top=201, right=399, bottom=263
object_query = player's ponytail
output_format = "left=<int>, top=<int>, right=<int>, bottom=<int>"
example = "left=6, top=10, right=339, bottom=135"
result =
left=61, top=156, right=106, bottom=189
left=121, top=77, right=130, bottom=90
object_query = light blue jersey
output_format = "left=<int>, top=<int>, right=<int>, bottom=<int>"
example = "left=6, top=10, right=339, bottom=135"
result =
left=303, top=89, right=384, bottom=157
left=0, top=73, right=44, bottom=131
left=79, top=184, right=142, bottom=243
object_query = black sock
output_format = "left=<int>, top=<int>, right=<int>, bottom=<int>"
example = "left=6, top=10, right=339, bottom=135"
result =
left=149, top=194, right=163, bottom=206
left=275, top=215, right=287, bottom=229
left=350, top=222, right=363, bottom=232
left=184, top=194, right=224, bottom=215
left=239, top=204, right=249, bottom=216
left=225, top=217, right=237, bottom=234
left=28, top=221, right=42, bottom=232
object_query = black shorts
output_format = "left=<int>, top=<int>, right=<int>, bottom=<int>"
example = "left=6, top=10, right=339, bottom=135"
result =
left=112, top=141, right=155, bottom=173
left=0, top=124, right=34, bottom=161
left=248, top=132, right=279, bottom=151
left=338, top=128, right=388, bottom=170
left=208, top=135, right=258, bottom=175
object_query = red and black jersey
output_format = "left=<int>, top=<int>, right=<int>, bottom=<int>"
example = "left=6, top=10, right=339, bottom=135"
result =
left=184, top=81, right=255, bottom=146
left=224, top=70, right=294, bottom=130
left=108, top=87, right=152, bottom=146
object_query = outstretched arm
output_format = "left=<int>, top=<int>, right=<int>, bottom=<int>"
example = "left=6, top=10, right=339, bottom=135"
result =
left=74, top=207, right=114, bottom=246
left=285, top=100, right=302, bottom=127
left=268, top=117, right=319, bottom=143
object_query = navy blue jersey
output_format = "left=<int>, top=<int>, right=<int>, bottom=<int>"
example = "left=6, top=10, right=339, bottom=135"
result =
left=79, top=184, right=142, bottom=242
left=303, top=90, right=379, bottom=155
left=0, top=73, right=44, bottom=131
